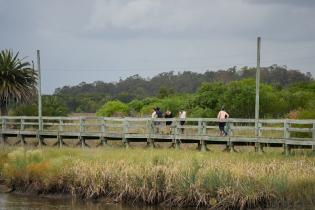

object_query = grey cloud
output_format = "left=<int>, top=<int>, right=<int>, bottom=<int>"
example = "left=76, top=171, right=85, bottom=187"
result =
left=245, top=0, right=315, bottom=7
left=0, top=0, right=315, bottom=93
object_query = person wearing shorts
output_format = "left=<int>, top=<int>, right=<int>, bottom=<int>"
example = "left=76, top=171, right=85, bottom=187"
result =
left=217, top=108, right=229, bottom=136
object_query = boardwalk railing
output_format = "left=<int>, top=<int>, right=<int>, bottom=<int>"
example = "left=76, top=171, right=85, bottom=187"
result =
left=0, top=116, right=314, bottom=153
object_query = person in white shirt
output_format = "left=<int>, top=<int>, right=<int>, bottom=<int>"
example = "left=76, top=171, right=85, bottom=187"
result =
left=179, top=110, right=187, bottom=134
left=151, top=108, right=157, bottom=118
left=217, top=108, right=229, bottom=136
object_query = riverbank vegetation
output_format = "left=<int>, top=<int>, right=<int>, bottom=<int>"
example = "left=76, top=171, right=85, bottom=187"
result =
left=0, top=147, right=314, bottom=209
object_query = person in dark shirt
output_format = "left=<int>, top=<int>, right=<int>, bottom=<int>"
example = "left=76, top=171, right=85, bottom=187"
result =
left=156, top=107, right=163, bottom=118
left=164, top=110, right=173, bottom=134
left=155, top=107, right=163, bottom=133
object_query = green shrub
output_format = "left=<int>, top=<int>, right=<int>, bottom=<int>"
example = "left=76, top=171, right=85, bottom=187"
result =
left=96, top=100, right=129, bottom=117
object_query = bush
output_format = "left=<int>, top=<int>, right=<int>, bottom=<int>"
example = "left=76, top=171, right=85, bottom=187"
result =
left=139, top=96, right=189, bottom=117
left=96, top=100, right=129, bottom=117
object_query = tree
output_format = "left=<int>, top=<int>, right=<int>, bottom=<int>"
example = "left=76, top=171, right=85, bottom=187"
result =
left=0, top=49, right=37, bottom=115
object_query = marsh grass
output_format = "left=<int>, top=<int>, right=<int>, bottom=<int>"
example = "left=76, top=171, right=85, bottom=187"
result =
left=0, top=147, right=314, bottom=209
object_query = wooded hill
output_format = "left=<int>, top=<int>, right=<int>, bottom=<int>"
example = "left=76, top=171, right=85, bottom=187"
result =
left=56, top=65, right=312, bottom=97
left=9, top=64, right=313, bottom=117
left=53, top=65, right=312, bottom=113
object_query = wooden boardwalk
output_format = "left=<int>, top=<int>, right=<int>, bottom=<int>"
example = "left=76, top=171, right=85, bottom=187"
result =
left=0, top=116, right=314, bottom=154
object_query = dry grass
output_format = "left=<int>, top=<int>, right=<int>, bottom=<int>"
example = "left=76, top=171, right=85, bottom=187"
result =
left=0, top=147, right=314, bottom=209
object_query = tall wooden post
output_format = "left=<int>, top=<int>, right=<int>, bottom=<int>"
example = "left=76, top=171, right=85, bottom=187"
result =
left=146, top=119, right=154, bottom=148
left=36, top=50, right=42, bottom=132
left=123, top=119, right=129, bottom=148
left=255, top=37, right=261, bottom=152
left=312, top=123, right=315, bottom=153
left=284, top=120, right=291, bottom=156
left=100, top=118, right=107, bottom=146
left=201, top=121, right=207, bottom=152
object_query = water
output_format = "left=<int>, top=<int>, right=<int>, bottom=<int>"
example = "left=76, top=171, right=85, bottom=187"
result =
left=1, top=193, right=314, bottom=210
left=0, top=193, right=182, bottom=210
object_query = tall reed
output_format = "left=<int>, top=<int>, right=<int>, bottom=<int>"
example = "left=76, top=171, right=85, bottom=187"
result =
left=0, top=147, right=314, bottom=209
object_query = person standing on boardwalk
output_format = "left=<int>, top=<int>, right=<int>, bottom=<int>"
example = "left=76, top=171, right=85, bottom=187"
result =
left=179, top=110, right=186, bottom=134
left=155, top=107, right=163, bottom=133
left=151, top=108, right=157, bottom=118
left=164, top=110, right=173, bottom=134
left=217, top=107, right=229, bottom=136
left=151, top=108, right=158, bottom=133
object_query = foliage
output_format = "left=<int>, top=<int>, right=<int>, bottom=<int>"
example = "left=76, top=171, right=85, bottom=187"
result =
left=57, top=93, right=110, bottom=113
left=0, top=49, right=37, bottom=115
left=139, top=95, right=189, bottom=116
left=3, top=57, right=314, bottom=119
left=96, top=100, right=129, bottom=117
left=192, top=79, right=315, bottom=119
left=9, top=95, right=69, bottom=116
left=0, top=148, right=315, bottom=209
left=54, top=66, right=312, bottom=113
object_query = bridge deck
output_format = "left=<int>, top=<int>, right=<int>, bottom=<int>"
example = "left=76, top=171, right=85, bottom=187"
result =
left=1, top=116, right=314, bottom=153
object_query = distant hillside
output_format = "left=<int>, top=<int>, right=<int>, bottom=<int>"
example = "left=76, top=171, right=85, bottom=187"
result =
left=55, top=65, right=312, bottom=99
left=10, top=65, right=313, bottom=114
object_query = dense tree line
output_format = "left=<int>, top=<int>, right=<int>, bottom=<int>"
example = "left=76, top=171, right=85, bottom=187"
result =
left=8, top=65, right=314, bottom=118
left=54, top=65, right=312, bottom=113
left=97, top=79, right=315, bottom=119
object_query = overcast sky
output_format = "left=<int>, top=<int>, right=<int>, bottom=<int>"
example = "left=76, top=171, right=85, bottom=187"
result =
left=1, top=0, right=315, bottom=94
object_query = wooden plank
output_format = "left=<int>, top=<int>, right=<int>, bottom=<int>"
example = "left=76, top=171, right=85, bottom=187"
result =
left=60, top=123, right=80, bottom=126
left=259, top=119, right=285, bottom=124
left=258, top=138, right=284, bottom=144
left=105, top=124, right=123, bottom=128
left=232, top=126, right=256, bottom=130
left=18, top=122, right=38, bottom=126
left=287, top=119, right=315, bottom=124
left=19, top=131, right=37, bottom=135
left=231, top=137, right=257, bottom=143
left=126, top=134, right=150, bottom=139
left=205, top=126, right=218, bottom=129
left=260, top=127, right=284, bottom=131
left=288, top=128, right=312, bottom=132
left=285, top=139, right=314, bottom=146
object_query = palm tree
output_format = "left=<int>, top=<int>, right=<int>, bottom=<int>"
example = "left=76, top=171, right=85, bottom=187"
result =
left=0, top=49, right=37, bottom=116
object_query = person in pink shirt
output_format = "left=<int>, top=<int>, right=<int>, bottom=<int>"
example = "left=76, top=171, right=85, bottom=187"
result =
left=217, top=107, right=229, bottom=136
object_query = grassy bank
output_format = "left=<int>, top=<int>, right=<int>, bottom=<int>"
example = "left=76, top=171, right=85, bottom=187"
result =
left=0, top=147, right=314, bottom=209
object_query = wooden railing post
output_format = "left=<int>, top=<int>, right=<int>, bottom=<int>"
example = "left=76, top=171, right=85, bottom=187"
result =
left=123, top=118, right=129, bottom=148
left=21, top=118, right=25, bottom=131
left=201, top=121, right=207, bottom=152
left=255, top=122, right=263, bottom=153
left=59, top=118, right=64, bottom=132
left=79, top=117, right=85, bottom=148
left=80, top=117, right=85, bottom=133
left=19, top=118, right=25, bottom=146
left=197, top=119, right=202, bottom=150
left=0, top=118, right=4, bottom=146
left=228, top=122, right=234, bottom=136
left=312, top=123, right=315, bottom=153
left=2, top=118, right=7, bottom=131
left=58, top=118, right=64, bottom=148
left=39, top=116, right=43, bottom=131
left=146, top=119, right=154, bottom=148
left=225, top=120, right=235, bottom=152
left=174, top=119, right=180, bottom=149
left=284, top=120, right=291, bottom=156
left=100, top=118, right=107, bottom=146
